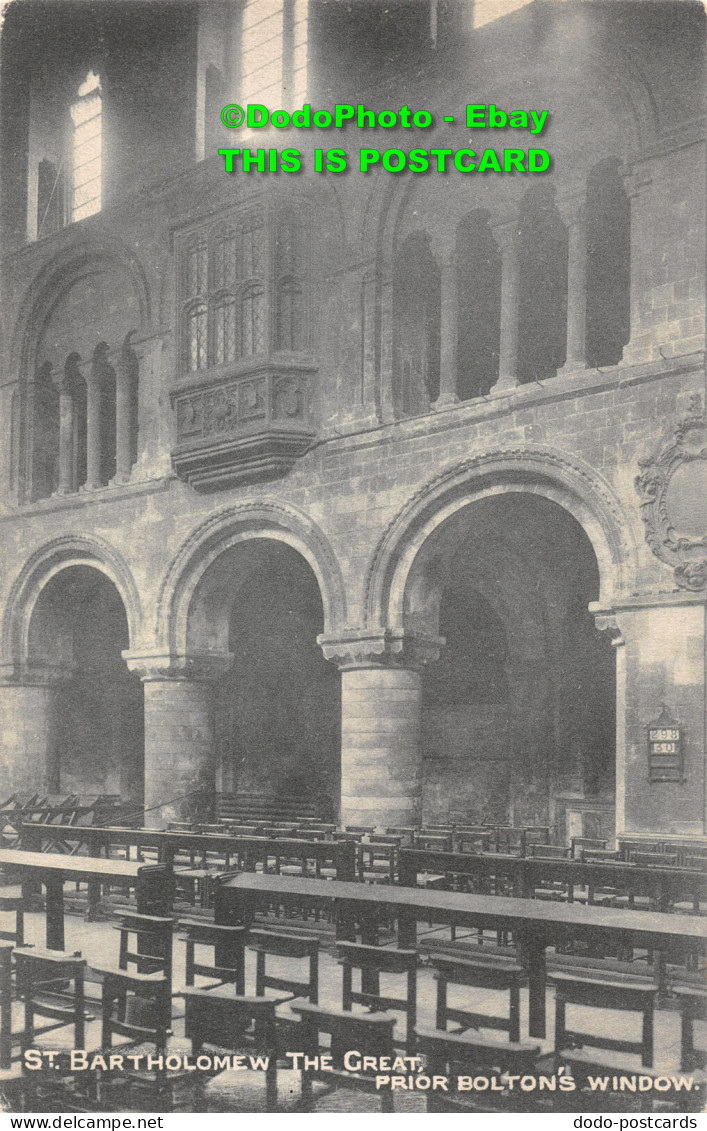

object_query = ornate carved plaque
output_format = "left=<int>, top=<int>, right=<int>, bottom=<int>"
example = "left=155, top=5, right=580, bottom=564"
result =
left=171, top=366, right=315, bottom=491
left=635, top=394, right=707, bottom=591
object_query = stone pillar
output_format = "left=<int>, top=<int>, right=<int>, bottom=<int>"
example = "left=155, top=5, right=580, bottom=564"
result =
left=360, top=268, right=381, bottom=427
left=84, top=345, right=107, bottom=489
left=319, top=630, right=443, bottom=827
left=124, top=652, right=232, bottom=827
left=378, top=271, right=396, bottom=423
left=113, top=333, right=138, bottom=484
left=434, top=252, right=459, bottom=409
left=130, top=334, right=174, bottom=481
left=558, top=195, right=589, bottom=375
left=619, top=163, right=655, bottom=367
left=56, top=354, right=82, bottom=495
left=490, top=220, right=521, bottom=393
left=0, top=664, right=71, bottom=796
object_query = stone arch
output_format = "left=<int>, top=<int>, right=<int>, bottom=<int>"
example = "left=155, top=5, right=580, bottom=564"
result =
left=11, top=237, right=151, bottom=379
left=156, top=501, right=348, bottom=657
left=365, top=448, right=639, bottom=632
left=1, top=535, right=142, bottom=676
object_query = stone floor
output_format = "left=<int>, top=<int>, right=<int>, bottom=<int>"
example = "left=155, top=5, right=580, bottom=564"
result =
left=0, top=896, right=701, bottom=1114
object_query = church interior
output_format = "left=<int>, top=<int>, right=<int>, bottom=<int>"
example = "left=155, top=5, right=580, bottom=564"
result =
left=0, top=0, right=704, bottom=1114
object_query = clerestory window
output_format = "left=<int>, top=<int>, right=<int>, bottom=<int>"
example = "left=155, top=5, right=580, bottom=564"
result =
left=70, top=71, right=102, bottom=222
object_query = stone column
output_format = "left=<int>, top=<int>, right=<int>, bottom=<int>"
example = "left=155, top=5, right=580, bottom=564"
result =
left=113, top=333, right=138, bottom=484
left=490, top=220, right=521, bottom=393
left=0, top=664, right=71, bottom=796
left=619, top=163, right=654, bottom=367
left=558, top=195, right=589, bottom=375
left=319, top=630, right=443, bottom=828
left=84, top=345, right=107, bottom=489
left=378, top=270, right=396, bottom=423
left=594, top=612, right=625, bottom=843
left=130, top=335, right=174, bottom=481
left=124, top=652, right=233, bottom=827
left=359, top=268, right=381, bottom=427
left=434, top=251, right=459, bottom=409
left=56, top=354, right=82, bottom=495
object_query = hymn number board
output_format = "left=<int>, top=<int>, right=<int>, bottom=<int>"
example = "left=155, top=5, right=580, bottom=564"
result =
left=647, top=706, right=684, bottom=783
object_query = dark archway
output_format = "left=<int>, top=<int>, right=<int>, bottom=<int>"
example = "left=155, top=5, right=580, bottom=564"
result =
left=27, top=565, right=144, bottom=803
left=414, top=494, right=616, bottom=838
left=189, top=541, right=340, bottom=817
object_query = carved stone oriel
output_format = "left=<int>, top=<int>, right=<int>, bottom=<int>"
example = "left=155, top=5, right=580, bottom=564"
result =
left=635, top=394, right=707, bottom=591
left=171, top=365, right=316, bottom=491
left=318, top=628, right=444, bottom=671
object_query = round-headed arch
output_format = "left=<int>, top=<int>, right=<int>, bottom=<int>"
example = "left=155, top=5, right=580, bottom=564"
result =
left=1, top=535, right=142, bottom=672
left=365, top=448, right=639, bottom=632
left=157, top=501, right=348, bottom=656
left=11, top=236, right=151, bottom=378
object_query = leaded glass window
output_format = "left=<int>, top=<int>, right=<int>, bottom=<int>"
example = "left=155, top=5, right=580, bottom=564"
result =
left=187, top=303, right=208, bottom=371
left=241, top=285, right=264, bottom=357
left=179, top=204, right=308, bottom=372
left=214, top=296, right=237, bottom=365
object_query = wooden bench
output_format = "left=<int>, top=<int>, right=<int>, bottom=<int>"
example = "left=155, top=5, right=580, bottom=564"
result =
left=336, top=941, right=417, bottom=1052
left=184, top=988, right=279, bottom=1111
left=415, top=1026, right=542, bottom=1113
left=250, top=929, right=319, bottom=1003
left=429, top=952, right=524, bottom=1043
left=178, top=919, right=247, bottom=992
left=549, top=971, right=656, bottom=1068
left=289, top=1000, right=396, bottom=1112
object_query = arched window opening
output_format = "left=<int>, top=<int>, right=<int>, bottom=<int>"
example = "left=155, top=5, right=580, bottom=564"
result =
left=70, top=71, right=102, bottom=223
left=456, top=211, right=502, bottom=400
left=586, top=160, right=631, bottom=368
left=517, top=187, right=568, bottom=383
left=393, top=232, right=441, bottom=416
left=30, top=362, right=60, bottom=501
